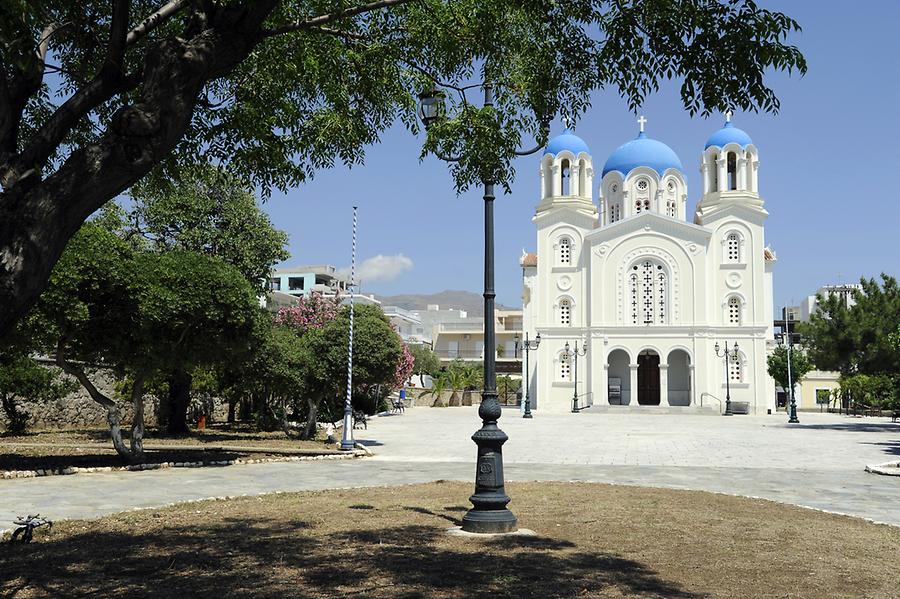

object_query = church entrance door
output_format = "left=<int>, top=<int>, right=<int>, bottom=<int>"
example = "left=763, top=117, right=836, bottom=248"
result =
left=637, top=352, right=660, bottom=405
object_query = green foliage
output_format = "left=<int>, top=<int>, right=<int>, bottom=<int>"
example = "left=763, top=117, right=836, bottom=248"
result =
left=839, top=373, right=898, bottom=410
left=6, top=1, right=805, bottom=195
left=800, top=274, right=900, bottom=376
left=128, top=164, right=290, bottom=293
left=409, top=344, right=440, bottom=384
left=766, top=346, right=813, bottom=395
left=0, top=351, right=74, bottom=435
left=296, top=305, right=403, bottom=417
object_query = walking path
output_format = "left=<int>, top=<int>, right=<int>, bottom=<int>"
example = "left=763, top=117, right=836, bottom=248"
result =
left=2, top=409, right=899, bottom=528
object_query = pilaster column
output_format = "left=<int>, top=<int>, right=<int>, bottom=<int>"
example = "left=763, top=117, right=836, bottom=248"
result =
left=600, top=363, right=610, bottom=405
left=629, top=363, right=639, bottom=406
left=716, top=158, right=727, bottom=192
left=738, top=156, right=748, bottom=190
left=689, top=364, right=696, bottom=406
left=659, top=363, right=669, bottom=406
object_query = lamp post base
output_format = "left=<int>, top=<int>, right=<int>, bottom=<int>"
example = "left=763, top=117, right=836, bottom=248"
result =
left=788, top=404, right=800, bottom=424
left=462, top=394, right=517, bottom=534
left=522, top=412, right=533, bottom=419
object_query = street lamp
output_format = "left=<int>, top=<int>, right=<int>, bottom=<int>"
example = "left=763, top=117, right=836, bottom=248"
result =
left=515, top=332, right=541, bottom=418
left=565, top=340, right=588, bottom=413
left=714, top=341, right=740, bottom=416
left=418, top=81, right=545, bottom=534
left=775, top=332, right=800, bottom=424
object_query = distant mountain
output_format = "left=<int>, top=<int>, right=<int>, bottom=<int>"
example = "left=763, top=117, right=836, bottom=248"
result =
left=374, top=290, right=515, bottom=316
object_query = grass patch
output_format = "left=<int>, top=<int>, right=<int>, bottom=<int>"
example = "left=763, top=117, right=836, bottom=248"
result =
left=2, top=481, right=898, bottom=598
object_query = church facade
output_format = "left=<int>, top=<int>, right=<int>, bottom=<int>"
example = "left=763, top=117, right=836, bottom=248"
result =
left=520, top=118, right=777, bottom=414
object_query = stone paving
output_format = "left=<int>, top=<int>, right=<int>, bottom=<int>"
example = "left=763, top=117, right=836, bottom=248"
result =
left=2, top=408, right=899, bottom=530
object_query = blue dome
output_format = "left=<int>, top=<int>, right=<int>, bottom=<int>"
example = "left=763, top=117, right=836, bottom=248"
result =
left=545, top=129, right=590, bottom=156
left=602, top=132, right=683, bottom=177
left=705, top=121, right=753, bottom=149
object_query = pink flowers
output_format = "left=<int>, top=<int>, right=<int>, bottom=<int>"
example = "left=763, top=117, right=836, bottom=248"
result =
left=275, top=293, right=340, bottom=333
left=392, top=341, right=415, bottom=390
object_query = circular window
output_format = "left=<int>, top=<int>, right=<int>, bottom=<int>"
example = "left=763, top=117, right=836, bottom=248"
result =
left=667, top=181, right=675, bottom=191
left=637, top=180, right=648, bottom=191
left=611, top=184, right=618, bottom=193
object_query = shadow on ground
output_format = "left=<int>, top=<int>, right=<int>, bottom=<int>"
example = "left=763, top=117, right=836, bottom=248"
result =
left=1, top=515, right=703, bottom=598
left=793, top=421, right=900, bottom=433
left=0, top=449, right=246, bottom=472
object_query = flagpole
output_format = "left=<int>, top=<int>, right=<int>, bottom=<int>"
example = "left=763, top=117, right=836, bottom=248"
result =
left=340, top=206, right=358, bottom=451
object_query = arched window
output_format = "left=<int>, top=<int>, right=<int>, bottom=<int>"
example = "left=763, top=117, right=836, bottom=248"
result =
left=729, top=356, right=743, bottom=382
left=561, top=159, right=571, bottom=195
left=710, top=154, right=719, bottom=191
left=728, top=297, right=742, bottom=325
left=558, top=237, right=571, bottom=265
left=629, top=259, right=667, bottom=325
left=559, top=352, right=571, bottom=380
left=726, top=232, right=740, bottom=263
left=559, top=298, right=572, bottom=325
left=727, top=152, right=737, bottom=190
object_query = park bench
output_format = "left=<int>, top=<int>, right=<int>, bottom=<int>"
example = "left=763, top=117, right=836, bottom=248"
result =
left=892, top=410, right=900, bottom=423
left=10, top=515, right=52, bottom=543
left=352, top=410, right=368, bottom=430
left=391, top=395, right=405, bottom=414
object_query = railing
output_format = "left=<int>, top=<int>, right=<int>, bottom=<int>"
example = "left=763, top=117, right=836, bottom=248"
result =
left=700, top=392, right=723, bottom=414
left=434, top=349, right=523, bottom=360
left=437, top=321, right=522, bottom=333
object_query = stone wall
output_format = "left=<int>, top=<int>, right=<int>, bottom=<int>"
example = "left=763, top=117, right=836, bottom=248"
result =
left=0, top=362, right=226, bottom=432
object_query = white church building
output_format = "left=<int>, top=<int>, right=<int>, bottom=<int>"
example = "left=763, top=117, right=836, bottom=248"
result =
left=521, top=116, right=777, bottom=414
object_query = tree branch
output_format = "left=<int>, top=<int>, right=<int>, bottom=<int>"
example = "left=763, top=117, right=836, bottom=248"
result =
left=127, top=0, right=189, bottom=46
left=263, top=0, right=415, bottom=37
left=106, top=0, right=131, bottom=77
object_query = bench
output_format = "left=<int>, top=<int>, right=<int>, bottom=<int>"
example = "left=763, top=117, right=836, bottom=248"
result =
left=391, top=396, right=405, bottom=414
left=352, top=410, right=368, bottom=430
left=892, top=410, right=900, bottom=423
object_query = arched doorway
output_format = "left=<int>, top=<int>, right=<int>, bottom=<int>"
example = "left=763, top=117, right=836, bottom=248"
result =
left=637, top=350, right=660, bottom=405
left=666, top=349, right=691, bottom=406
left=607, top=349, right=631, bottom=405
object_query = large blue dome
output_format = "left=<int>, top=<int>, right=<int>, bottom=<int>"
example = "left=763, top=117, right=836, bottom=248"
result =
left=705, top=121, right=753, bottom=149
left=602, top=132, right=683, bottom=177
left=545, top=129, right=590, bottom=156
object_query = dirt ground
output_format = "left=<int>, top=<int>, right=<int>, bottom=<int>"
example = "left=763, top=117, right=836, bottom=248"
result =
left=0, top=424, right=338, bottom=471
left=2, top=481, right=898, bottom=598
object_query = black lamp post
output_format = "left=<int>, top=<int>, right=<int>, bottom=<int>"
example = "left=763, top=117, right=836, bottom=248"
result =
left=418, top=82, right=545, bottom=534
left=775, top=332, right=800, bottom=424
left=714, top=341, right=740, bottom=416
left=565, top=340, right=588, bottom=413
left=516, top=332, right=541, bottom=418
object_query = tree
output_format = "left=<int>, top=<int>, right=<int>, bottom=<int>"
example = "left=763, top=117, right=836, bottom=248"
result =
left=422, top=373, right=447, bottom=407
left=766, top=345, right=813, bottom=400
left=128, top=163, right=290, bottom=294
left=409, top=344, right=439, bottom=386
left=0, top=1, right=806, bottom=338
left=295, top=304, right=403, bottom=438
left=800, top=274, right=900, bottom=376
left=92, top=165, right=289, bottom=433
left=29, top=222, right=261, bottom=459
left=0, top=352, right=73, bottom=435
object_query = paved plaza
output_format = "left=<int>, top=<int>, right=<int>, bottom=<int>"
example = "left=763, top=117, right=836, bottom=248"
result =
left=2, top=408, right=899, bottom=530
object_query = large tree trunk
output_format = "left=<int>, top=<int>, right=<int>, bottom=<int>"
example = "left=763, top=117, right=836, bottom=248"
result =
left=1, top=393, right=29, bottom=435
left=300, top=397, right=318, bottom=441
left=164, top=369, right=192, bottom=436
left=0, top=3, right=279, bottom=339
left=227, top=396, right=237, bottom=424
left=56, top=348, right=144, bottom=464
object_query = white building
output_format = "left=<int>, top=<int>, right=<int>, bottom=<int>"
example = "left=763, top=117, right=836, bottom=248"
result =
left=522, top=117, right=777, bottom=414
left=799, top=284, right=862, bottom=321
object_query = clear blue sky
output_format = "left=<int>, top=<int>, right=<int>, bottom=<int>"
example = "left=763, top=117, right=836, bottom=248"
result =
left=260, top=0, right=900, bottom=309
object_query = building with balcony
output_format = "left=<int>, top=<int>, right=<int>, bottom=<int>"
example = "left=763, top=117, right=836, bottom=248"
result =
left=268, top=265, right=348, bottom=297
left=432, top=309, right=523, bottom=374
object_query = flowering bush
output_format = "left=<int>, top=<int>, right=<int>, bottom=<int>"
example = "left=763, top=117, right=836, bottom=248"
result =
left=275, top=293, right=340, bottom=334
left=392, top=341, right=415, bottom=390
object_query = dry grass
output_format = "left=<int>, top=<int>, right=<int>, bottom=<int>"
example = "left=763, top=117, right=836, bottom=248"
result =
left=0, top=424, right=337, bottom=471
left=3, top=481, right=898, bottom=598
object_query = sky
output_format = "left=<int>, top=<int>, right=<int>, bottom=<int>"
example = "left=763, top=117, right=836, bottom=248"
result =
left=259, top=0, right=900, bottom=309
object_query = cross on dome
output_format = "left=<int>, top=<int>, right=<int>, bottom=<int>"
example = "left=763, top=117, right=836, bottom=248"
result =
left=637, top=115, right=647, bottom=132
left=725, top=110, right=732, bottom=123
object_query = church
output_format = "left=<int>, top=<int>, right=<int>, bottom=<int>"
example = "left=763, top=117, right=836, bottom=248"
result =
left=520, top=116, right=777, bottom=414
